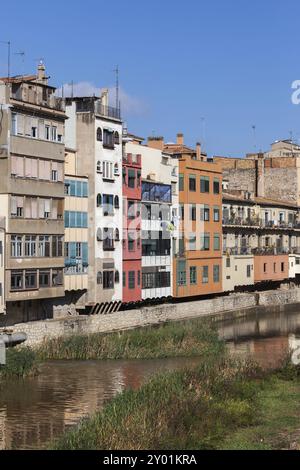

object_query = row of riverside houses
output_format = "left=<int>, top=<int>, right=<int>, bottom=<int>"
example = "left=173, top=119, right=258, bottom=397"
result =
left=0, top=64, right=300, bottom=325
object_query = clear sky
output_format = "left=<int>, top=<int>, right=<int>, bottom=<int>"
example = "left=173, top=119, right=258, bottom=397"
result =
left=1, top=0, right=300, bottom=157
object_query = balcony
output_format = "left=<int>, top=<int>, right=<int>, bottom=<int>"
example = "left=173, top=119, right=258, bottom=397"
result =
left=223, top=216, right=260, bottom=227
left=123, top=154, right=141, bottom=167
left=223, top=247, right=253, bottom=256
left=94, top=102, right=121, bottom=120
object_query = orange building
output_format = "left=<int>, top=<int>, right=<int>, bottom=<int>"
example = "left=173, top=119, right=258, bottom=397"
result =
left=254, top=254, right=289, bottom=283
left=161, top=134, right=223, bottom=298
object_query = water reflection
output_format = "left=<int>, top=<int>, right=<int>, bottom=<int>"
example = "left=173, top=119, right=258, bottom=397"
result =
left=1, top=307, right=300, bottom=450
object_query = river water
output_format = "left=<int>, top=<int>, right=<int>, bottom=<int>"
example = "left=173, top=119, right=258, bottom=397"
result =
left=1, top=307, right=300, bottom=450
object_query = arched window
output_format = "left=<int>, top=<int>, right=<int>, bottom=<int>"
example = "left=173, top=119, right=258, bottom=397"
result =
left=97, top=194, right=102, bottom=207
left=114, top=195, right=119, bottom=209
left=114, top=163, right=119, bottom=176
left=96, top=228, right=102, bottom=241
left=114, top=131, right=120, bottom=145
left=97, top=161, right=101, bottom=173
left=115, top=270, right=120, bottom=283
left=97, top=128, right=102, bottom=141
left=115, top=228, right=120, bottom=241
left=97, top=271, right=102, bottom=284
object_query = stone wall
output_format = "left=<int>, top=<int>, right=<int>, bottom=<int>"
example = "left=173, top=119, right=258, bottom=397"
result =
left=7, top=287, right=300, bottom=347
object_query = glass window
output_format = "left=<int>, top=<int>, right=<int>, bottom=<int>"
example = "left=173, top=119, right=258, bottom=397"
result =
left=213, top=178, right=220, bottom=194
left=213, top=265, right=220, bottom=283
left=200, top=233, right=210, bottom=251
left=179, top=174, right=184, bottom=191
left=200, top=176, right=210, bottom=193
left=190, top=266, right=197, bottom=285
left=25, top=270, right=37, bottom=289
left=128, top=271, right=135, bottom=289
left=202, top=266, right=209, bottom=284
left=103, top=271, right=114, bottom=289
left=190, top=204, right=196, bottom=221
left=200, top=205, right=210, bottom=221
left=214, top=233, right=220, bottom=250
left=11, top=271, right=23, bottom=291
left=128, top=169, right=136, bottom=188
left=213, top=207, right=220, bottom=222
left=189, top=174, right=196, bottom=191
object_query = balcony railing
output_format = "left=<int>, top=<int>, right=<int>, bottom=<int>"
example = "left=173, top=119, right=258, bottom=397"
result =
left=223, top=216, right=300, bottom=230
left=94, top=102, right=121, bottom=120
left=223, top=217, right=260, bottom=227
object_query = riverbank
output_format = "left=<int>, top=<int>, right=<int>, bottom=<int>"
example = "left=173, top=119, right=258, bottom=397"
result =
left=9, top=286, right=300, bottom=347
left=51, top=355, right=300, bottom=450
left=36, top=318, right=224, bottom=361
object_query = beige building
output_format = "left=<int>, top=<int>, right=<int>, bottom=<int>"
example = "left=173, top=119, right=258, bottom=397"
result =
left=0, top=63, right=66, bottom=325
left=223, top=254, right=254, bottom=292
left=0, top=222, right=5, bottom=315
left=64, top=149, right=89, bottom=298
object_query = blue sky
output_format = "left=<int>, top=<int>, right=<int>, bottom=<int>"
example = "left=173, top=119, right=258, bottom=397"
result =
left=1, top=0, right=300, bottom=157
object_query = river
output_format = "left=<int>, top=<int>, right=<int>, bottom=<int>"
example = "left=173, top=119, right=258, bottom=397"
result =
left=1, top=307, right=300, bottom=450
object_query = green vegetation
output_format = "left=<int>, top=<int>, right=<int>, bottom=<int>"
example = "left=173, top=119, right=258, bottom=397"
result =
left=0, top=347, right=39, bottom=380
left=37, top=319, right=224, bottom=361
left=51, top=357, right=300, bottom=450
left=51, top=356, right=264, bottom=450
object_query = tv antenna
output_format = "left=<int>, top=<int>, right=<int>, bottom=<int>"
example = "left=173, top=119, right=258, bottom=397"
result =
left=113, top=65, right=120, bottom=111
left=14, top=51, right=25, bottom=77
left=0, top=40, right=11, bottom=78
left=252, top=125, right=257, bottom=151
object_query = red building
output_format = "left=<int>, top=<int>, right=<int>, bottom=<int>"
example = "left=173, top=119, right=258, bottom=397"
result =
left=122, top=153, right=142, bottom=303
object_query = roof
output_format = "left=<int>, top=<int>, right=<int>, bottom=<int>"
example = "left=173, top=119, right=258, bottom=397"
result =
left=222, top=192, right=298, bottom=209
left=163, top=143, right=196, bottom=155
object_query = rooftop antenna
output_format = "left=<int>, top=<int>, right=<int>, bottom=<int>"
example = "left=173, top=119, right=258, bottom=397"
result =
left=113, top=65, right=119, bottom=110
left=14, top=51, right=25, bottom=77
left=252, top=125, right=257, bottom=152
left=0, top=40, right=11, bottom=78
left=200, top=117, right=206, bottom=152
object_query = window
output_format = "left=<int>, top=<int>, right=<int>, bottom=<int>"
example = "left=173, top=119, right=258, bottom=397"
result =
left=52, top=269, right=63, bottom=286
left=64, top=211, right=88, bottom=228
left=114, top=131, right=120, bottom=144
left=128, top=271, right=135, bottom=289
left=128, top=232, right=135, bottom=251
left=103, top=228, right=114, bottom=251
left=202, top=265, right=209, bottom=284
left=213, top=178, right=220, bottom=194
left=52, top=236, right=63, bottom=257
left=38, top=236, right=50, bottom=257
left=190, top=204, right=196, bottom=221
left=128, top=201, right=136, bottom=219
left=97, top=272, right=102, bottom=284
left=138, top=270, right=141, bottom=286
left=97, top=161, right=102, bottom=173
left=103, top=130, right=114, bottom=149
left=179, top=174, right=184, bottom=191
left=103, top=271, right=114, bottom=289
left=123, top=272, right=126, bottom=287
left=11, top=271, right=23, bottom=291
left=128, top=169, right=136, bottom=188
left=189, top=174, right=196, bottom=191
left=115, top=228, right=120, bottom=241
left=114, top=163, right=119, bottom=176
left=97, top=194, right=102, bottom=207
left=114, top=195, right=119, bottom=209
left=213, top=265, right=220, bottom=283
left=247, top=265, right=251, bottom=278
left=177, top=261, right=186, bottom=286
left=115, top=271, right=120, bottom=283
left=96, top=127, right=102, bottom=141
left=31, top=126, right=37, bottom=138
left=213, top=207, right=220, bottom=222
left=214, top=233, right=220, bottom=251
left=281, top=262, right=285, bottom=272
left=24, top=236, right=36, bottom=257
left=45, top=125, right=50, bottom=140
left=11, top=113, right=17, bottom=135
left=51, top=170, right=58, bottom=181
left=103, top=161, right=113, bottom=179
left=25, top=271, right=37, bottom=289
left=190, top=266, right=197, bottom=285
left=180, top=204, right=184, bottom=221
left=200, top=205, right=210, bottom=222
left=200, top=233, right=210, bottom=251
left=274, top=262, right=276, bottom=273
left=226, top=257, right=230, bottom=268
left=51, top=126, right=57, bottom=141
left=200, top=176, right=209, bottom=193
left=11, top=196, right=24, bottom=217
left=264, top=263, right=267, bottom=273
left=189, top=234, right=197, bottom=251
left=39, top=271, right=50, bottom=287
left=103, top=194, right=114, bottom=215
left=11, top=235, right=22, bottom=257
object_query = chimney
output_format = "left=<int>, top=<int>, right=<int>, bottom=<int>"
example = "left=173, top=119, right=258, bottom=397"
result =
left=37, top=60, right=47, bottom=84
left=177, top=133, right=184, bottom=145
left=147, top=136, right=164, bottom=151
left=101, top=88, right=109, bottom=107
left=196, top=142, right=201, bottom=160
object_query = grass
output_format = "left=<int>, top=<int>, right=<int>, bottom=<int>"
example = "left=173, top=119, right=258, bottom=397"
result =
left=0, top=347, right=39, bottom=380
left=51, top=355, right=266, bottom=450
left=36, top=318, right=225, bottom=361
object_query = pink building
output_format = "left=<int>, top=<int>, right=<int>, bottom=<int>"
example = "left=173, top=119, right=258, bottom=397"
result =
left=122, top=153, right=142, bottom=303
left=254, top=254, right=289, bottom=283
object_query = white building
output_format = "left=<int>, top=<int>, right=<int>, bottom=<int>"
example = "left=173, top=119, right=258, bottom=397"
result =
left=65, top=92, right=123, bottom=311
left=0, top=223, right=5, bottom=315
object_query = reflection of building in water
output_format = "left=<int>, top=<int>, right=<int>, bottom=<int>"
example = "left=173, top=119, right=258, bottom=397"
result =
left=289, top=334, right=300, bottom=365
left=228, top=336, right=289, bottom=369
left=0, top=408, right=7, bottom=450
